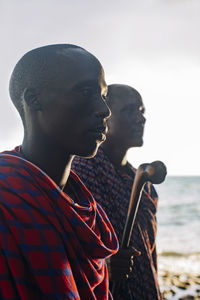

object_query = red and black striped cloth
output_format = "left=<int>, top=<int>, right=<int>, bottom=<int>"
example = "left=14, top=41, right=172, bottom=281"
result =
left=0, top=147, right=118, bottom=299
left=72, top=148, right=162, bottom=300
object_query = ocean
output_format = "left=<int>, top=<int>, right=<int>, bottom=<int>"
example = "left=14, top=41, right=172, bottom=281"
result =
left=156, top=176, right=200, bottom=298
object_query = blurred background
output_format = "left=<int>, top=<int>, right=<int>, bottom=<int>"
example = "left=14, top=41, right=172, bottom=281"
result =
left=0, top=1, right=199, bottom=298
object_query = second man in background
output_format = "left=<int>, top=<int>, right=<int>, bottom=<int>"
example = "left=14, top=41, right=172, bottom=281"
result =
left=72, top=84, right=162, bottom=300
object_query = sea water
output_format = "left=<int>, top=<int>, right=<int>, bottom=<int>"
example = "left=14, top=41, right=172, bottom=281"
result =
left=156, top=176, right=200, bottom=274
left=156, top=176, right=200, bottom=298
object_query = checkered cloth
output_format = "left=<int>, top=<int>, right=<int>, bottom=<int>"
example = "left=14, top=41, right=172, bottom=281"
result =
left=0, top=147, right=118, bottom=300
left=72, top=148, right=162, bottom=300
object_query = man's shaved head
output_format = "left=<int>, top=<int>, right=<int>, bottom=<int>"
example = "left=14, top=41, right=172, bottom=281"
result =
left=107, top=84, right=142, bottom=109
left=104, top=83, right=146, bottom=149
left=9, top=44, right=97, bottom=121
left=9, top=43, right=110, bottom=159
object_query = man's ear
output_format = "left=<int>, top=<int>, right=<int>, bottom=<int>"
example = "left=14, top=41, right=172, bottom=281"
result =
left=23, top=88, right=41, bottom=111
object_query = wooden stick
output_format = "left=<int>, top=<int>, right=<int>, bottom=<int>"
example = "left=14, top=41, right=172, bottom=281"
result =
left=112, top=161, right=167, bottom=298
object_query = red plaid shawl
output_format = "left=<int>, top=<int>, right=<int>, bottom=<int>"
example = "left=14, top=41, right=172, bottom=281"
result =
left=0, top=147, right=118, bottom=300
left=72, top=148, right=162, bottom=300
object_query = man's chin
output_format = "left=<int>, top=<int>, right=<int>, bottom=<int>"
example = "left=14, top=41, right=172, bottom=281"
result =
left=131, top=138, right=144, bottom=148
left=138, top=140, right=144, bottom=147
left=75, top=140, right=102, bottom=158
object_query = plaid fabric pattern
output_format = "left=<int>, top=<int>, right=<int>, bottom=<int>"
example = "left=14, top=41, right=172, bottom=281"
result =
left=0, top=147, right=118, bottom=300
left=72, top=148, right=162, bottom=300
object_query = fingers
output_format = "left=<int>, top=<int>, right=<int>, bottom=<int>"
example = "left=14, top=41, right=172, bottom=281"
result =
left=107, top=246, right=142, bottom=282
left=114, top=247, right=141, bottom=260
left=131, top=247, right=141, bottom=257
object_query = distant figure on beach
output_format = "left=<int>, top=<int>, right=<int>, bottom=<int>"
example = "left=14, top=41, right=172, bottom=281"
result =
left=72, top=84, right=162, bottom=299
left=0, top=46, right=137, bottom=299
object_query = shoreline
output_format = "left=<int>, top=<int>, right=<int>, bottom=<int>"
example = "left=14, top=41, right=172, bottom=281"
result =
left=159, top=270, right=200, bottom=299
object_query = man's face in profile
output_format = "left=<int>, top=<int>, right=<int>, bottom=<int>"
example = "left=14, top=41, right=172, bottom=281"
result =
left=37, top=50, right=111, bottom=158
left=107, top=87, right=146, bottom=148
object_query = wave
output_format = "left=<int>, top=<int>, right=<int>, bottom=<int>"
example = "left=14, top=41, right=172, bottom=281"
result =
left=158, top=252, right=200, bottom=275
left=158, top=251, right=200, bottom=257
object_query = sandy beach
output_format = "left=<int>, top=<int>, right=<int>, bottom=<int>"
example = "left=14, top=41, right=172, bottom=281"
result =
left=159, top=271, right=200, bottom=300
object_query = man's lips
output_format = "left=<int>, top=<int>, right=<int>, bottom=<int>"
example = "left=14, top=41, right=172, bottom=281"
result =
left=89, top=125, right=107, bottom=141
left=131, top=126, right=144, bottom=135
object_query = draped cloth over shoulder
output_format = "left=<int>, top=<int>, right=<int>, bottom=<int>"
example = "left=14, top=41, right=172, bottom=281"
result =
left=72, top=148, right=162, bottom=300
left=0, top=147, right=118, bottom=300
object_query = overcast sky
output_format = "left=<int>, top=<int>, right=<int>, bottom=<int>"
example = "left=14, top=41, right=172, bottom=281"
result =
left=0, top=0, right=199, bottom=175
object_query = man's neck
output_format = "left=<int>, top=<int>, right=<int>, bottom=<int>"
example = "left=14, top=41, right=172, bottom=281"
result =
left=21, top=137, right=73, bottom=190
left=101, top=141, right=128, bottom=170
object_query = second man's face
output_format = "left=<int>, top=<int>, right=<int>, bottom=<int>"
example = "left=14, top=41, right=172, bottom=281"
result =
left=107, top=88, right=146, bottom=148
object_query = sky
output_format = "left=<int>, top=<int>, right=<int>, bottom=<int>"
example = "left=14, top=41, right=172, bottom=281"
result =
left=0, top=0, right=199, bottom=175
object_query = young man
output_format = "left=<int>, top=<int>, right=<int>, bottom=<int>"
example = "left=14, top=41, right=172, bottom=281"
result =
left=0, top=46, right=134, bottom=299
left=72, top=84, right=162, bottom=299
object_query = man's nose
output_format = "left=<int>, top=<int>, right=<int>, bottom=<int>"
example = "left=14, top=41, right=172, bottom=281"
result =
left=136, top=112, right=146, bottom=124
left=95, top=97, right=111, bottom=120
left=142, top=114, right=146, bottom=124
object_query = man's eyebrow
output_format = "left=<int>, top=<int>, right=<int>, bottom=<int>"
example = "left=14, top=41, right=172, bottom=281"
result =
left=121, top=103, right=145, bottom=113
left=122, top=103, right=137, bottom=110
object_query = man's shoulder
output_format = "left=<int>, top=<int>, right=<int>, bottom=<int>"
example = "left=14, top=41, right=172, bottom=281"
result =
left=143, top=181, right=158, bottom=200
left=72, top=148, right=116, bottom=190
left=0, top=150, right=18, bottom=182
left=127, top=161, right=136, bottom=173
left=72, top=148, right=105, bottom=172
